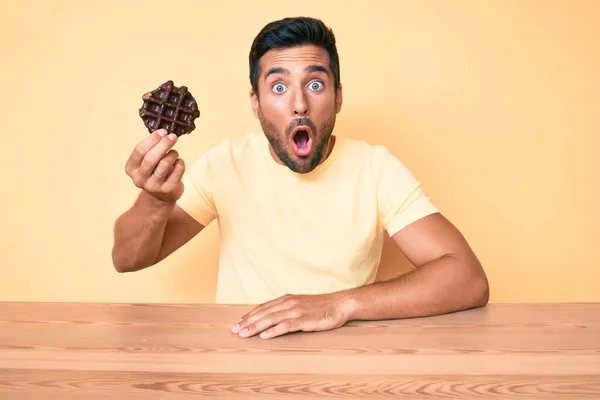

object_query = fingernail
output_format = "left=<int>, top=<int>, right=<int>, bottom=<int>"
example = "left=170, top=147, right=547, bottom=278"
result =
left=260, top=331, right=270, bottom=339
left=240, top=328, right=249, bottom=336
left=167, top=133, right=177, bottom=141
left=231, top=324, right=240, bottom=333
left=157, top=129, right=167, bottom=137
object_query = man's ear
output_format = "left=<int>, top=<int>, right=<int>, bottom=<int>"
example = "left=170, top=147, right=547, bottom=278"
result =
left=335, top=83, right=343, bottom=113
left=250, top=88, right=259, bottom=118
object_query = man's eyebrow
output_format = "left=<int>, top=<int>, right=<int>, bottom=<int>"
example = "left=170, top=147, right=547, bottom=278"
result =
left=263, top=65, right=330, bottom=80
left=305, top=65, right=329, bottom=75
left=264, top=67, right=289, bottom=80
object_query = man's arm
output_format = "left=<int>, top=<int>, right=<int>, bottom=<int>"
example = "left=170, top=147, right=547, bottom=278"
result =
left=112, top=129, right=207, bottom=272
left=112, top=192, right=203, bottom=272
left=232, top=213, right=488, bottom=339
left=343, top=212, right=489, bottom=321
left=341, top=147, right=489, bottom=320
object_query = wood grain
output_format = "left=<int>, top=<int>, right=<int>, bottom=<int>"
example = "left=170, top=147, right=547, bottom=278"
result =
left=1, top=302, right=599, bottom=399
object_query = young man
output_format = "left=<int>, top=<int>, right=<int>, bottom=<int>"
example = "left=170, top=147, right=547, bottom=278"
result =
left=113, top=17, right=489, bottom=340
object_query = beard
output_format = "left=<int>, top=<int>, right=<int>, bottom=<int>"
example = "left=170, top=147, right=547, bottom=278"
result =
left=258, top=107, right=337, bottom=174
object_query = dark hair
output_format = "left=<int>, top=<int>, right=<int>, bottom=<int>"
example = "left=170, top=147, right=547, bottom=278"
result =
left=249, top=17, right=341, bottom=96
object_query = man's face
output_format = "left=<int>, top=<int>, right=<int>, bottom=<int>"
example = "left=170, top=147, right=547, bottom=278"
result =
left=250, top=45, right=343, bottom=174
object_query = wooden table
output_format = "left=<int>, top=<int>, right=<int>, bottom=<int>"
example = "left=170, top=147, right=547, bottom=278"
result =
left=0, top=302, right=599, bottom=399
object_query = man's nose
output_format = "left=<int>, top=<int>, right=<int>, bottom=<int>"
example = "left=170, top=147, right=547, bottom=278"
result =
left=292, top=89, right=308, bottom=116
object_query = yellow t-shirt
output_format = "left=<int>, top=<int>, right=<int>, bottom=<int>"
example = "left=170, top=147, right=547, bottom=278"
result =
left=177, top=132, right=439, bottom=304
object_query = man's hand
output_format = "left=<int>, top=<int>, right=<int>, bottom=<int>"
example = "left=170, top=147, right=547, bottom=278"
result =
left=231, top=293, right=354, bottom=339
left=125, top=129, right=185, bottom=205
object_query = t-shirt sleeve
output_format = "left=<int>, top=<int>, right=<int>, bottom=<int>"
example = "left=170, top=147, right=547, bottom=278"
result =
left=176, top=152, right=218, bottom=227
left=377, top=147, right=439, bottom=237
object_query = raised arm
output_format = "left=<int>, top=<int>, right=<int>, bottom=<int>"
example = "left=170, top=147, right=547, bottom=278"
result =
left=112, top=129, right=204, bottom=272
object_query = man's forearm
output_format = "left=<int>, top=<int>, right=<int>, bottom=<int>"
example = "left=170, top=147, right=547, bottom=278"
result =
left=112, top=190, right=175, bottom=272
left=340, top=254, right=489, bottom=322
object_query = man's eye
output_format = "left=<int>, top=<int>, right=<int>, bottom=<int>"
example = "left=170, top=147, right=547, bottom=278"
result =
left=272, top=84, right=286, bottom=93
left=309, top=81, right=323, bottom=91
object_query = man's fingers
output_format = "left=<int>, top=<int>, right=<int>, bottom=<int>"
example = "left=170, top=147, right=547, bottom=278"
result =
left=126, top=129, right=168, bottom=174
left=236, top=307, right=298, bottom=337
left=238, top=294, right=295, bottom=324
left=233, top=295, right=296, bottom=333
left=259, top=318, right=304, bottom=339
left=151, top=149, right=179, bottom=179
left=165, top=158, right=185, bottom=184
left=242, top=299, right=294, bottom=326
left=138, top=133, right=178, bottom=176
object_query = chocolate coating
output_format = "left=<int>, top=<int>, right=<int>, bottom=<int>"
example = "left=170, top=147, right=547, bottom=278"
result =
left=139, top=80, right=200, bottom=136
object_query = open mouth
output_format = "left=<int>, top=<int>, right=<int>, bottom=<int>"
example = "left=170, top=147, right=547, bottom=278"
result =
left=291, top=127, right=313, bottom=157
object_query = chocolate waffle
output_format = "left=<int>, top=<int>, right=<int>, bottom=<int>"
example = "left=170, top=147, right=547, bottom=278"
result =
left=139, top=80, right=200, bottom=136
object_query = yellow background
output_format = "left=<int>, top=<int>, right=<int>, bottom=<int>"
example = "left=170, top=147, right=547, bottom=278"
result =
left=1, top=0, right=598, bottom=303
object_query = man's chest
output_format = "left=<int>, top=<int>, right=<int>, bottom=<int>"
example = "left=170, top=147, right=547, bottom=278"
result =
left=216, top=172, right=383, bottom=265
